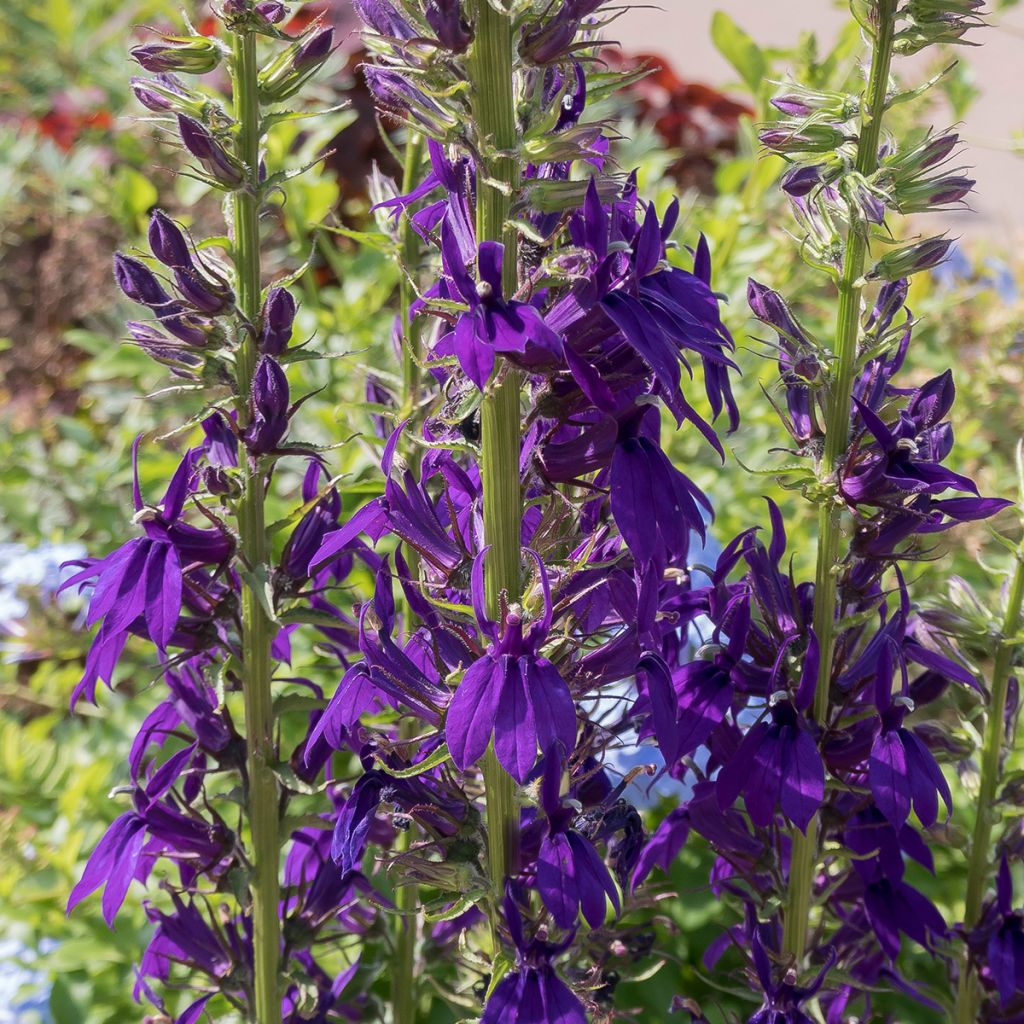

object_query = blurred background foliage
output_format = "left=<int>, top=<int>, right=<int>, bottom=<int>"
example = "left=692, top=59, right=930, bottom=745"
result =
left=0, top=1, right=1021, bottom=1021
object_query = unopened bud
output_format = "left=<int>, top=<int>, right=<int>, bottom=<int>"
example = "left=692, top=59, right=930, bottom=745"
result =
left=131, top=36, right=222, bottom=75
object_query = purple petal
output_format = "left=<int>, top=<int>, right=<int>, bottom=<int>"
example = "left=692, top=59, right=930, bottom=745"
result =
left=446, top=656, right=502, bottom=772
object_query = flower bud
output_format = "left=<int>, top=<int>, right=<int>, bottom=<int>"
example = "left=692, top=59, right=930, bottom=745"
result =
left=425, top=0, right=473, bottom=53
left=255, top=1, right=288, bottom=23
left=759, top=122, right=851, bottom=157
left=257, top=28, right=334, bottom=103
left=781, top=165, right=822, bottom=198
left=174, top=268, right=235, bottom=315
left=747, top=280, right=812, bottom=346
left=177, top=115, right=245, bottom=187
left=259, top=287, right=297, bottom=355
left=131, top=73, right=196, bottom=113
left=893, top=171, right=974, bottom=214
left=114, top=253, right=171, bottom=307
left=244, top=355, right=290, bottom=454
left=127, top=321, right=204, bottom=375
left=160, top=310, right=213, bottom=347
left=519, top=1, right=603, bottom=64
left=131, top=36, right=222, bottom=75
left=201, top=466, right=240, bottom=497
left=148, top=211, right=193, bottom=269
left=867, top=237, right=953, bottom=281
left=363, top=67, right=457, bottom=137
left=865, top=278, right=909, bottom=335
left=352, top=0, right=416, bottom=38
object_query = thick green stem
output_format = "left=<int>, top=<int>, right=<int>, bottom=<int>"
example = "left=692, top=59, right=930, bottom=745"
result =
left=782, top=1, right=897, bottom=961
left=469, top=0, right=522, bottom=905
left=391, top=130, right=425, bottom=1024
left=232, top=29, right=282, bottom=1024
left=954, top=553, right=1024, bottom=1022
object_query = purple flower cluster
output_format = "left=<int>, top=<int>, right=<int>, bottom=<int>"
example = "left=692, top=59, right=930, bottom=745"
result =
left=645, top=4, right=1013, bottom=1018
left=303, top=0, right=742, bottom=1016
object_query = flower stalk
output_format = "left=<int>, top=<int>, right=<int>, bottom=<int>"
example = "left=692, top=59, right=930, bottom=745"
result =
left=392, top=130, right=426, bottom=1024
left=468, top=0, right=523, bottom=905
left=783, top=0, right=898, bottom=961
left=231, top=27, right=282, bottom=1024
left=955, top=537, right=1024, bottom=1022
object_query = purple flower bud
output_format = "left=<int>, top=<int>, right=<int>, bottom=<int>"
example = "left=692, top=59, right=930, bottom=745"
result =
left=258, top=28, right=335, bottom=103
left=177, top=115, right=245, bottom=187
left=363, top=67, right=456, bottom=136
left=780, top=165, right=822, bottom=198
left=259, top=287, right=297, bottom=355
left=759, top=122, right=849, bottom=155
left=160, top=311, right=211, bottom=347
left=131, top=73, right=193, bottom=113
left=131, top=37, right=222, bottom=75
left=425, top=0, right=473, bottom=53
left=114, top=253, right=171, bottom=307
left=244, top=355, right=290, bottom=454
left=747, top=279, right=811, bottom=345
left=255, top=0, right=288, bottom=23
left=201, top=466, right=239, bottom=497
left=174, top=268, right=235, bottom=315
left=148, top=211, right=193, bottom=269
left=866, top=278, right=909, bottom=335
left=868, top=237, right=953, bottom=281
left=771, top=94, right=814, bottom=117
left=127, top=321, right=204, bottom=370
left=920, top=132, right=960, bottom=169
left=520, top=0, right=604, bottom=64
left=295, top=27, right=334, bottom=69
left=352, top=0, right=416, bottom=38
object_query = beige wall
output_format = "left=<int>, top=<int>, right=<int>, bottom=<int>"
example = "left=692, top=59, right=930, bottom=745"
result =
left=615, top=1, right=1024, bottom=238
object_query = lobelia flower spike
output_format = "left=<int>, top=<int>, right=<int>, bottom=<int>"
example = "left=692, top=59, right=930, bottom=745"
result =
left=63, top=4, right=352, bottom=1023
left=324, top=0, right=739, bottom=1017
left=638, top=1, right=1010, bottom=1019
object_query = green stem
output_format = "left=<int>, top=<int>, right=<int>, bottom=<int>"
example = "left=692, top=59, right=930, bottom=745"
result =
left=954, top=552, right=1024, bottom=1023
left=399, top=131, right=425, bottom=421
left=782, top=0, right=897, bottom=962
left=391, top=130, right=425, bottom=1024
left=232, top=29, right=282, bottom=1024
left=469, top=0, right=522, bottom=907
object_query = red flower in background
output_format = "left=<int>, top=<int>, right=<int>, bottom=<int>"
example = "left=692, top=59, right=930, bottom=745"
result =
left=602, top=49, right=752, bottom=192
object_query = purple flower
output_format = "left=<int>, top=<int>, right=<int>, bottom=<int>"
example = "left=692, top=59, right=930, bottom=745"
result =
left=868, top=681, right=952, bottom=829
left=67, top=812, right=147, bottom=926
left=535, top=749, right=620, bottom=928
left=716, top=692, right=824, bottom=833
left=482, top=887, right=587, bottom=1024
left=437, top=221, right=563, bottom=389
left=974, top=858, right=1024, bottom=1007
left=446, top=553, right=576, bottom=784
left=610, top=406, right=710, bottom=567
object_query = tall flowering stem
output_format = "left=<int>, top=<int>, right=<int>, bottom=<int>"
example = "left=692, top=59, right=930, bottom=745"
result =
left=231, top=26, right=281, bottom=1024
left=470, top=0, right=523, bottom=902
left=784, top=0, right=899, bottom=960
left=64, top=4, right=359, bottom=1022
left=956, top=513, right=1024, bottom=1021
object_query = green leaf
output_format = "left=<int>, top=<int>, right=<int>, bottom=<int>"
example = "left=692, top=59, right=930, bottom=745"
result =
left=373, top=742, right=451, bottom=778
left=711, top=11, right=767, bottom=94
